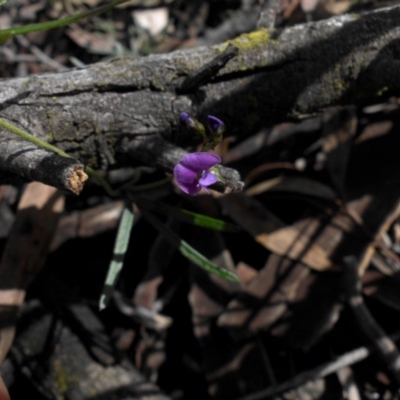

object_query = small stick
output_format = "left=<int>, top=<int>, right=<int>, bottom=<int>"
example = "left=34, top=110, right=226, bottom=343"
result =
left=178, top=44, right=239, bottom=93
left=344, top=256, right=400, bottom=385
left=257, top=0, right=281, bottom=29
left=236, top=346, right=369, bottom=400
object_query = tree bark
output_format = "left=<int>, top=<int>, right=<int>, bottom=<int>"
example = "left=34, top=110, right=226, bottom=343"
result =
left=0, top=5, right=399, bottom=182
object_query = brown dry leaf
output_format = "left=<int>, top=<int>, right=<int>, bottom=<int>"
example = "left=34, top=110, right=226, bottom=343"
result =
left=19, top=2, right=46, bottom=21
left=117, top=0, right=174, bottom=7
left=188, top=230, right=240, bottom=337
left=271, top=272, right=342, bottom=349
left=0, top=13, right=11, bottom=30
left=50, top=0, right=101, bottom=15
left=207, top=343, right=255, bottom=381
left=133, top=7, right=169, bottom=36
left=218, top=255, right=310, bottom=331
left=220, top=253, right=342, bottom=350
left=362, top=265, right=400, bottom=311
left=78, top=0, right=102, bottom=6
left=223, top=129, right=272, bottom=164
left=236, top=261, right=258, bottom=285
left=135, top=326, right=166, bottom=381
left=0, top=376, right=10, bottom=400
left=245, top=175, right=338, bottom=200
left=218, top=194, right=336, bottom=271
left=355, top=120, right=393, bottom=144
left=50, top=201, right=124, bottom=251
left=189, top=284, right=224, bottom=338
left=300, top=0, right=319, bottom=13
left=323, top=0, right=353, bottom=14
left=218, top=125, right=400, bottom=344
left=66, top=24, right=119, bottom=55
left=280, top=0, right=301, bottom=20
left=134, top=276, right=163, bottom=310
left=0, top=183, right=64, bottom=364
left=244, top=162, right=296, bottom=186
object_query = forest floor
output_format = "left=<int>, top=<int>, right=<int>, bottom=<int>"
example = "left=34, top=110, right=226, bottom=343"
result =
left=1, top=0, right=400, bottom=399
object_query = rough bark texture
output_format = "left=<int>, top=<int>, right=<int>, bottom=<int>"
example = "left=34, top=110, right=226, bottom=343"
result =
left=0, top=5, right=399, bottom=176
left=0, top=136, right=87, bottom=194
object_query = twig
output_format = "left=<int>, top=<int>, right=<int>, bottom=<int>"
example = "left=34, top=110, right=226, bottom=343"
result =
left=178, top=44, right=239, bottom=93
left=235, top=346, right=369, bottom=400
left=195, top=7, right=260, bottom=47
left=234, top=328, right=400, bottom=400
left=257, top=0, right=281, bottom=29
left=344, top=256, right=400, bottom=385
left=16, top=36, right=67, bottom=72
left=337, top=367, right=361, bottom=400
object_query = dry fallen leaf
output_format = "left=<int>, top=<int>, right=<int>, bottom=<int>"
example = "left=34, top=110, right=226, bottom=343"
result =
left=133, top=7, right=169, bottom=36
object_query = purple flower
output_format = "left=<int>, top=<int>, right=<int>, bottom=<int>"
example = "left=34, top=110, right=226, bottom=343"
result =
left=207, top=115, right=225, bottom=133
left=174, top=152, right=221, bottom=195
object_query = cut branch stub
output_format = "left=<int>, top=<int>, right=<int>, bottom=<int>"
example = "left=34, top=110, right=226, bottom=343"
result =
left=0, top=136, right=87, bottom=194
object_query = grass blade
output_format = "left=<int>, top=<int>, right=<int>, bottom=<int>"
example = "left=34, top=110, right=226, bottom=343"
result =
left=137, top=198, right=241, bottom=232
left=99, top=206, right=134, bottom=310
left=143, top=210, right=239, bottom=282
left=0, top=0, right=132, bottom=45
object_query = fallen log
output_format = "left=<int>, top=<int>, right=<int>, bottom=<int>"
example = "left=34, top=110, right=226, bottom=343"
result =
left=0, top=5, right=399, bottom=188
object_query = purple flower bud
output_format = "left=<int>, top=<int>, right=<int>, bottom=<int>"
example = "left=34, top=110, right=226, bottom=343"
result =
left=207, top=115, right=225, bottom=133
left=180, top=112, right=190, bottom=123
left=180, top=112, right=195, bottom=128
left=173, top=152, right=221, bottom=195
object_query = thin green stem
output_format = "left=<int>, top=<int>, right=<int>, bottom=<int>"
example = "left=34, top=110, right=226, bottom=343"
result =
left=0, top=117, right=119, bottom=196
left=128, top=176, right=171, bottom=193
left=85, top=166, right=119, bottom=197
left=0, top=118, right=70, bottom=158
left=0, top=0, right=131, bottom=44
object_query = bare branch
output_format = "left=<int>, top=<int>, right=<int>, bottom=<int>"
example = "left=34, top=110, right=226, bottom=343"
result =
left=0, top=6, right=399, bottom=179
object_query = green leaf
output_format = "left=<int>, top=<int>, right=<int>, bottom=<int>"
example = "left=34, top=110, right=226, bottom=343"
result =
left=99, top=206, right=134, bottom=310
left=143, top=210, right=239, bottom=282
left=137, top=198, right=241, bottom=232
left=179, top=240, right=238, bottom=281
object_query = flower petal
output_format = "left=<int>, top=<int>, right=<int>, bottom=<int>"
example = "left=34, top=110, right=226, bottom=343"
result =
left=185, top=181, right=202, bottom=195
left=178, top=152, right=221, bottom=172
left=173, top=163, right=200, bottom=195
left=207, top=115, right=225, bottom=133
left=199, top=170, right=218, bottom=187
